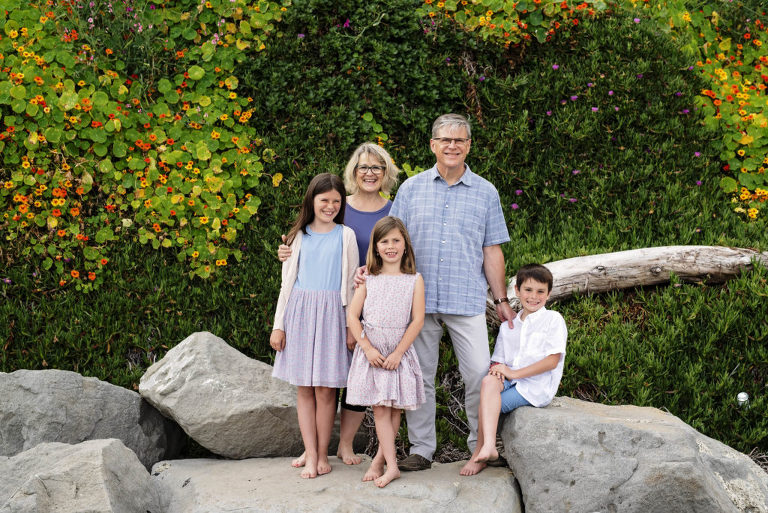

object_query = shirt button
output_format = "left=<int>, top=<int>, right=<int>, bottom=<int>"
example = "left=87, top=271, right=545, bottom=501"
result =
left=441, top=240, right=446, bottom=244
left=440, top=258, right=444, bottom=262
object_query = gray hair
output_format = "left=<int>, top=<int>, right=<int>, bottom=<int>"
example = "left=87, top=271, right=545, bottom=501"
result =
left=431, top=113, right=472, bottom=139
left=343, top=142, right=399, bottom=196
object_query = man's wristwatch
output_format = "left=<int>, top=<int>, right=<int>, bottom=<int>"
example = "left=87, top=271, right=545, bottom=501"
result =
left=493, top=297, right=509, bottom=305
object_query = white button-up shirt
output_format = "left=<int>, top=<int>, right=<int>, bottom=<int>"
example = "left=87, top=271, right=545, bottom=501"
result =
left=491, top=307, right=568, bottom=407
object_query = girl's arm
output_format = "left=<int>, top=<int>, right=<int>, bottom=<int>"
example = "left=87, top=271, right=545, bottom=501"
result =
left=383, top=275, right=425, bottom=370
left=346, top=283, right=384, bottom=367
left=490, top=353, right=562, bottom=381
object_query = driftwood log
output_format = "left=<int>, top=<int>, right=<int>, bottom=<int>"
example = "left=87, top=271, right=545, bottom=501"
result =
left=486, top=245, right=768, bottom=327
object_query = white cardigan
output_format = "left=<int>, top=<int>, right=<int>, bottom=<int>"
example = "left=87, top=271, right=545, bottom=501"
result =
left=272, top=225, right=359, bottom=331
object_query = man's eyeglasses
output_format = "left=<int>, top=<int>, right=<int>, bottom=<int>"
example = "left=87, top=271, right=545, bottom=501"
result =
left=432, top=137, right=470, bottom=147
left=356, top=165, right=385, bottom=175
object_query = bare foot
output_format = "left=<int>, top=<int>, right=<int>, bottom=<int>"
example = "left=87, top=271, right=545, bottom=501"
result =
left=473, top=445, right=499, bottom=464
left=292, top=452, right=306, bottom=468
left=459, top=459, right=487, bottom=476
left=301, top=454, right=317, bottom=479
left=374, top=467, right=401, bottom=488
left=317, top=457, right=332, bottom=476
left=337, top=446, right=363, bottom=465
left=363, top=460, right=385, bottom=482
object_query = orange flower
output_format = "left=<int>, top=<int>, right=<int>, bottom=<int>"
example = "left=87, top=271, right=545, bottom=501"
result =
left=88, top=272, right=96, bottom=281
left=71, top=270, right=80, bottom=279
left=100, top=258, right=108, bottom=266
left=70, top=207, right=79, bottom=216
left=51, top=209, right=61, bottom=217
left=106, top=48, right=113, bottom=55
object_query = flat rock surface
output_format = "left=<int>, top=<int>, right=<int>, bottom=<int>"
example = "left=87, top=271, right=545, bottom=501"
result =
left=151, top=456, right=522, bottom=513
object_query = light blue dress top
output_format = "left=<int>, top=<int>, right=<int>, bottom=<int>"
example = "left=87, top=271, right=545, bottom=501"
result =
left=295, top=224, right=343, bottom=291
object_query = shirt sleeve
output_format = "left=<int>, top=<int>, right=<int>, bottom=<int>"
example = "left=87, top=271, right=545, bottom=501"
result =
left=542, top=312, right=568, bottom=356
left=490, top=326, right=506, bottom=363
left=483, top=187, right=510, bottom=247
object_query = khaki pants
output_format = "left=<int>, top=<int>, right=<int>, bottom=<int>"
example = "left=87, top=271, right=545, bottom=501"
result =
left=405, top=313, right=490, bottom=461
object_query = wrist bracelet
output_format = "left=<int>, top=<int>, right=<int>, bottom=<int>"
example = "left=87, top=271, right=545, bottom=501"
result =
left=493, top=297, right=509, bottom=305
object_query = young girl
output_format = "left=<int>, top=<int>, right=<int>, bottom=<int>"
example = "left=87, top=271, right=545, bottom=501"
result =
left=345, top=216, right=426, bottom=488
left=270, top=173, right=359, bottom=479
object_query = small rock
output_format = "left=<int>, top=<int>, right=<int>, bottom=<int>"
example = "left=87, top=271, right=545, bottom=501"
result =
left=0, top=369, right=184, bottom=469
left=0, top=439, right=161, bottom=513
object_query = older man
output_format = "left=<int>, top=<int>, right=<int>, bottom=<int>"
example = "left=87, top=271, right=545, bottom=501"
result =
left=390, top=113, right=514, bottom=472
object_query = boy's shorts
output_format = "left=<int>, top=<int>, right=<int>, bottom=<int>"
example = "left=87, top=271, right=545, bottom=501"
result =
left=500, top=380, right=532, bottom=413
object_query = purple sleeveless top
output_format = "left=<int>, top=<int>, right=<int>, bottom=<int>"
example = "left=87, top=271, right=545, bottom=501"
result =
left=345, top=201, right=392, bottom=266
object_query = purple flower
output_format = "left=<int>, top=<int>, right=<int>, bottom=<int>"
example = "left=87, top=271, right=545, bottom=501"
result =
left=592, top=107, right=599, bottom=112
left=608, top=90, right=614, bottom=96
left=569, top=198, right=578, bottom=203
left=445, top=57, right=451, bottom=63
left=688, top=66, right=694, bottom=70
left=560, top=193, right=566, bottom=198
left=298, top=33, right=305, bottom=39
left=675, top=92, right=682, bottom=96
left=682, top=109, right=690, bottom=114
left=479, top=76, right=486, bottom=82
left=546, top=110, right=552, bottom=116
left=515, top=189, right=523, bottom=195
left=570, top=95, right=578, bottom=101
left=560, top=99, right=567, bottom=105
left=511, top=203, right=519, bottom=210
left=572, top=169, right=580, bottom=175
left=2, top=278, right=10, bottom=284
left=614, top=106, right=619, bottom=111
left=552, top=64, right=560, bottom=70
left=64, top=257, right=71, bottom=263
left=587, top=82, right=594, bottom=87
left=636, top=73, right=643, bottom=78
left=633, top=17, right=640, bottom=23
left=694, top=151, right=701, bottom=157
left=343, top=18, right=350, bottom=28
left=696, top=180, right=702, bottom=186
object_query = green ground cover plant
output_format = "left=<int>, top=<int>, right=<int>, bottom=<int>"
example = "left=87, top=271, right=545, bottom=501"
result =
left=1, top=0, right=766, bottom=461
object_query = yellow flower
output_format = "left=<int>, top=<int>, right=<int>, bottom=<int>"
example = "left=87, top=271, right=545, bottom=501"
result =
left=228, top=92, right=237, bottom=99
left=211, top=131, right=220, bottom=139
left=9, top=30, right=18, bottom=38
left=272, top=173, right=283, bottom=187
left=220, top=114, right=228, bottom=121
left=748, top=208, right=758, bottom=219
left=199, top=216, right=209, bottom=224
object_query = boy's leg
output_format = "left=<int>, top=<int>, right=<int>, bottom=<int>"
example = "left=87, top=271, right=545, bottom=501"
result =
left=296, top=386, right=318, bottom=478
left=460, top=374, right=504, bottom=476
left=314, top=386, right=337, bottom=475
left=403, top=314, right=442, bottom=464
left=443, top=313, right=491, bottom=453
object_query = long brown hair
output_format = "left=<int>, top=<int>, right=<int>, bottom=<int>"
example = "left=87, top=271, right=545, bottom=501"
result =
left=286, top=173, right=346, bottom=245
left=366, top=216, right=416, bottom=275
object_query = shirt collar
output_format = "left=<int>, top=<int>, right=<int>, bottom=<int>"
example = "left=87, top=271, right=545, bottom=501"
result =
left=521, top=306, right=548, bottom=323
left=429, top=164, right=474, bottom=186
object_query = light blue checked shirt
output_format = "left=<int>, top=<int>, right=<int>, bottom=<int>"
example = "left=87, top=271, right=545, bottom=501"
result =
left=390, top=164, right=510, bottom=316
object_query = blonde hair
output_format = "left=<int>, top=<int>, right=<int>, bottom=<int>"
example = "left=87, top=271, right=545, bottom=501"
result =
left=343, top=142, right=399, bottom=196
left=366, top=216, right=416, bottom=275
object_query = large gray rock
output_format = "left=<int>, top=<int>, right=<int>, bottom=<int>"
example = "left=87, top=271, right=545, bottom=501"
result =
left=0, top=369, right=183, bottom=469
left=0, top=439, right=161, bottom=513
left=151, top=456, right=522, bottom=512
left=501, top=397, right=768, bottom=513
left=140, top=332, right=304, bottom=459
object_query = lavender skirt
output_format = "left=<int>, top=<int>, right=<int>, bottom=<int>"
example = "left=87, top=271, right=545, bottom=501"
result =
left=272, top=288, right=351, bottom=388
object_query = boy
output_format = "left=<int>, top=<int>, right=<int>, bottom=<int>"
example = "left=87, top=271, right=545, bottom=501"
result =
left=460, top=264, right=568, bottom=476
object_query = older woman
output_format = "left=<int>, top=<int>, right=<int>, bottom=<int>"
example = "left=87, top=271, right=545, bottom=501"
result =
left=278, top=142, right=399, bottom=467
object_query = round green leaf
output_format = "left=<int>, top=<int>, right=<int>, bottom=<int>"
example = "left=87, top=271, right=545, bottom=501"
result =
left=99, top=158, right=115, bottom=173
left=188, top=66, right=206, bottom=81
left=10, top=85, right=26, bottom=100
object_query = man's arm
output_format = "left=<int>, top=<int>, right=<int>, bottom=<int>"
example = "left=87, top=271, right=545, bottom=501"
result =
left=483, top=244, right=515, bottom=327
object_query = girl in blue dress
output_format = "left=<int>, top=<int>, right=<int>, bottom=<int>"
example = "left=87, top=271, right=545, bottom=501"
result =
left=270, top=173, right=359, bottom=479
